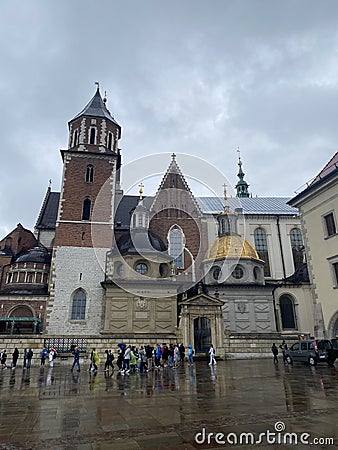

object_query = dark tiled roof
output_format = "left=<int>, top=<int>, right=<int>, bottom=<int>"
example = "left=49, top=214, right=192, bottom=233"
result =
left=114, top=195, right=153, bottom=229
left=289, top=152, right=338, bottom=207
left=70, top=88, right=120, bottom=127
left=35, top=191, right=60, bottom=230
left=310, top=151, right=338, bottom=186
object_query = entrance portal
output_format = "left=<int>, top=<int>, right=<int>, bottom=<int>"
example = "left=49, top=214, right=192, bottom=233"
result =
left=194, top=317, right=211, bottom=353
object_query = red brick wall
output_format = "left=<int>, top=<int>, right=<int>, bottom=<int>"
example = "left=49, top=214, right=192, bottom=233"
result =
left=54, top=153, right=116, bottom=248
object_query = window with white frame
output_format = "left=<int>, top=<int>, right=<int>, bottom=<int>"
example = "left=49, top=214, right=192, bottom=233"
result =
left=323, top=212, right=337, bottom=237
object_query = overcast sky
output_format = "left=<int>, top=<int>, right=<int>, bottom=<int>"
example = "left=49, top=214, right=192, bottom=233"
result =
left=1, top=0, right=338, bottom=237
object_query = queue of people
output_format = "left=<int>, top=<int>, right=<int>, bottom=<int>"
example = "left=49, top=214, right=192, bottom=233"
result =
left=0, top=342, right=198, bottom=374
left=0, top=347, right=57, bottom=370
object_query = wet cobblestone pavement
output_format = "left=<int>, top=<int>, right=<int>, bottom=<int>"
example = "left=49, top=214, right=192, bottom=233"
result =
left=0, top=359, right=337, bottom=449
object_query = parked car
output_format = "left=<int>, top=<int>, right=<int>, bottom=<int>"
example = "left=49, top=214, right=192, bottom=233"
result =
left=285, top=339, right=336, bottom=366
left=331, top=339, right=338, bottom=358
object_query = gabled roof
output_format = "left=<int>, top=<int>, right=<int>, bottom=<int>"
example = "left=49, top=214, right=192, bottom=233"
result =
left=181, top=292, right=224, bottom=306
left=150, top=154, right=203, bottom=216
left=70, top=87, right=120, bottom=127
left=35, top=188, right=60, bottom=230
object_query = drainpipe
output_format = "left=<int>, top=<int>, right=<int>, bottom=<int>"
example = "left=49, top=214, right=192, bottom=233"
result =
left=272, top=284, right=281, bottom=332
left=276, top=215, right=286, bottom=280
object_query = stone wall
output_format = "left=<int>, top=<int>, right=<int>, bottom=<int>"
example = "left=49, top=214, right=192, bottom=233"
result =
left=0, top=333, right=299, bottom=366
left=47, top=247, right=108, bottom=335
left=224, top=333, right=298, bottom=359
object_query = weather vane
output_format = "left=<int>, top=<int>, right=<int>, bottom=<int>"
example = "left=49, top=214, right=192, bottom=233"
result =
left=223, top=183, right=229, bottom=212
left=139, top=182, right=144, bottom=200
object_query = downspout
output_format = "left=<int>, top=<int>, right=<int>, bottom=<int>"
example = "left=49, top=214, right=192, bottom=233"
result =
left=272, top=284, right=281, bottom=332
left=276, top=215, right=286, bottom=280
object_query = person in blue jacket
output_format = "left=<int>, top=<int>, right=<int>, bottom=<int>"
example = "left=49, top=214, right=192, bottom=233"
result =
left=188, top=344, right=194, bottom=366
left=71, top=346, right=81, bottom=372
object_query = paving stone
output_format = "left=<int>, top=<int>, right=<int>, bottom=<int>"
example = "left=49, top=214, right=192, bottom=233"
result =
left=0, top=360, right=336, bottom=448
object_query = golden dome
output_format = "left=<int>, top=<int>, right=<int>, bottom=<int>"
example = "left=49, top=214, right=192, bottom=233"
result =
left=204, top=235, right=261, bottom=261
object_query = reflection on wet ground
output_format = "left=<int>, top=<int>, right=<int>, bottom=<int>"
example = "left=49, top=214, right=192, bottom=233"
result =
left=0, top=359, right=337, bottom=449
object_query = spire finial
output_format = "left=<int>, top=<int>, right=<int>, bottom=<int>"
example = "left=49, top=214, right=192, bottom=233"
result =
left=103, top=90, right=107, bottom=104
left=95, top=81, right=100, bottom=90
left=223, top=183, right=229, bottom=212
left=139, top=182, right=144, bottom=200
left=235, top=148, right=250, bottom=198
left=171, top=153, right=176, bottom=160
left=48, top=179, right=52, bottom=189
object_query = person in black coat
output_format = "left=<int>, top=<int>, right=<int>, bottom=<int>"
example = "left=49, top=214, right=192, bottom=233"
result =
left=271, top=343, right=278, bottom=364
left=12, top=348, right=19, bottom=369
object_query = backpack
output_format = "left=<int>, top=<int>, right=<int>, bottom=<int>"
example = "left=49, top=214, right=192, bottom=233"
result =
left=53, top=352, right=57, bottom=360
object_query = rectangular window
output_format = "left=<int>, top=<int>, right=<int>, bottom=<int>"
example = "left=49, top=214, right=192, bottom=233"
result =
left=324, top=212, right=337, bottom=237
left=333, top=262, right=338, bottom=287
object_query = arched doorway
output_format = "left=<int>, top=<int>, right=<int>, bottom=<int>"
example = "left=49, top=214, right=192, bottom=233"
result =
left=8, top=306, right=35, bottom=334
left=279, top=295, right=297, bottom=330
left=194, top=317, right=211, bottom=353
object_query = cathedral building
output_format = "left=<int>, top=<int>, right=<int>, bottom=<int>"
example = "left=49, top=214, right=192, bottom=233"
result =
left=0, top=87, right=321, bottom=357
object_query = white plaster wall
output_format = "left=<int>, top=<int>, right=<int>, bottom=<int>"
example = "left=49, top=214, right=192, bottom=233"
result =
left=47, top=246, right=109, bottom=335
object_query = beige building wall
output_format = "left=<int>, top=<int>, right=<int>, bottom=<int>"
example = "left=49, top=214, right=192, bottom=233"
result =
left=289, top=155, right=338, bottom=338
left=274, top=285, right=315, bottom=335
left=298, top=187, right=338, bottom=337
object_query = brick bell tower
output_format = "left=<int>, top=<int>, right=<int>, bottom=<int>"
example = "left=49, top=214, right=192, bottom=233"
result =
left=46, top=86, right=122, bottom=335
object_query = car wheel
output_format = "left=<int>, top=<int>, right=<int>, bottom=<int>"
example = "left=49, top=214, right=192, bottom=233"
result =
left=286, top=355, right=292, bottom=364
left=308, top=356, right=316, bottom=366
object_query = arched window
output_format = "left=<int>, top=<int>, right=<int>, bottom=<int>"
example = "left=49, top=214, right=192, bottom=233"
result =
left=254, top=228, right=271, bottom=277
left=82, top=198, right=91, bottom=221
left=168, top=225, right=185, bottom=269
left=89, top=128, right=96, bottom=145
left=71, top=289, right=86, bottom=320
left=108, top=132, right=113, bottom=150
left=280, top=294, right=297, bottom=329
left=85, top=164, right=94, bottom=183
left=212, top=266, right=221, bottom=280
left=290, top=228, right=304, bottom=271
left=73, top=130, right=78, bottom=147
left=220, top=217, right=230, bottom=235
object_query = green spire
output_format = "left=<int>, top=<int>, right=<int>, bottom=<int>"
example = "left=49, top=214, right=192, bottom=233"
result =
left=235, top=149, right=250, bottom=198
